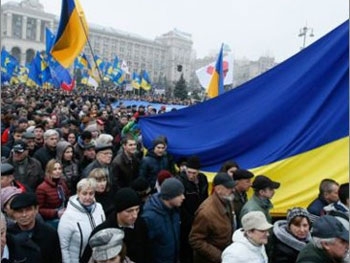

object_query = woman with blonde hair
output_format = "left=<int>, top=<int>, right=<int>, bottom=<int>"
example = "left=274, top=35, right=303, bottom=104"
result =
left=58, top=178, right=105, bottom=263
left=36, top=159, right=70, bottom=229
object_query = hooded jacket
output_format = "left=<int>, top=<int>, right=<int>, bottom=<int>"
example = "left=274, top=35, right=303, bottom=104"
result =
left=142, top=193, right=180, bottom=263
left=58, top=195, right=105, bottom=263
left=222, top=229, right=268, bottom=263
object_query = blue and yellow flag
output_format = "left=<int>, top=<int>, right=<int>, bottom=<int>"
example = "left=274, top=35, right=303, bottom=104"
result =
left=139, top=21, right=349, bottom=214
left=51, top=0, right=88, bottom=68
left=1, top=48, right=18, bottom=83
left=27, top=51, right=43, bottom=86
left=132, top=72, right=141, bottom=89
left=207, top=44, right=225, bottom=98
left=141, top=70, right=152, bottom=91
left=74, top=53, right=90, bottom=70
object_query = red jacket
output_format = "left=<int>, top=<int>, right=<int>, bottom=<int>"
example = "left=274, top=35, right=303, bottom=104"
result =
left=35, top=177, right=70, bottom=220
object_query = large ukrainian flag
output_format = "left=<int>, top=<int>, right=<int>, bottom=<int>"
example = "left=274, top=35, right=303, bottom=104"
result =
left=207, top=44, right=225, bottom=98
left=139, top=21, right=349, bottom=215
left=51, top=0, right=88, bottom=68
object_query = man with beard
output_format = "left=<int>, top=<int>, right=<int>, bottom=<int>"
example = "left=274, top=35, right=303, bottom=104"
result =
left=189, top=173, right=236, bottom=263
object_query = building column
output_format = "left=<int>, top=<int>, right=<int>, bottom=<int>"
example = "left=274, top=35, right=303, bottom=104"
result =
left=36, top=19, right=41, bottom=42
left=22, top=16, right=27, bottom=40
left=6, top=13, right=12, bottom=37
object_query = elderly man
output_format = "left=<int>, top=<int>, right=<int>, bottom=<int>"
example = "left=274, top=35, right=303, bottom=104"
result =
left=307, top=178, right=339, bottom=220
left=189, top=172, right=236, bottom=263
left=3, top=140, right=43, bottom=191
left=33, top=129, right=59, bottom=170
left=296, top=215, right=349, bottom=263
left=222, top=211, right=273, bottom=263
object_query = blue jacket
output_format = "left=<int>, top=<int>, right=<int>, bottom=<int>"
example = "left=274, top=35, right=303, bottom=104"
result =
left=142, top=193, right=180, bottom=263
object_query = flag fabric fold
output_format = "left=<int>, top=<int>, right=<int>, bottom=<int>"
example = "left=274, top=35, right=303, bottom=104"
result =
left=50, top=0, right=88, bottom=68
left=141, top=71, right=152, bottom=90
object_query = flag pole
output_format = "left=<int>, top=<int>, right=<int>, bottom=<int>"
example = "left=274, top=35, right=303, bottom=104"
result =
left=76, top=6, right=105, bottom=91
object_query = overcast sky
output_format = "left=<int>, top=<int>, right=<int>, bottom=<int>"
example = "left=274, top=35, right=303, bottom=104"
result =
left=3, top=0, right=349, bottom=62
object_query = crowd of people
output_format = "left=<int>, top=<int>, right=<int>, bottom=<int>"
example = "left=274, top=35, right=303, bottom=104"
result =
left=0, top=84, right=349, bottom=263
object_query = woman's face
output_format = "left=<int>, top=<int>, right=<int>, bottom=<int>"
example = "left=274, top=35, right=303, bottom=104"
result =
left=50, top=163, right=62, bottom=179
left=95, top=177, right=107, bottom=193
left=78, top=187, right=95, bottom=206
left=63, top=147, right=74, bottom=161
left=289, top=217, right=310, bottom=239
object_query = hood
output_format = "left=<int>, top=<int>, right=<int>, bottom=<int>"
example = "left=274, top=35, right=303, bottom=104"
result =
left=143, top=193, right=170, bottom=216
left=56, top=140, right=72, bottom=161
left=273, top=220, right=311, bottom=251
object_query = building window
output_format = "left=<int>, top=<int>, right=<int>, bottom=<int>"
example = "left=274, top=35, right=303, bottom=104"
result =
left=12, top=14, right=22, bottom=39
left=26, top=17, right=36, bottom=40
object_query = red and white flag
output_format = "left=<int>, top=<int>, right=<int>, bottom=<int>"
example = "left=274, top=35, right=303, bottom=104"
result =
left=196, top=54, right=234, bottom=88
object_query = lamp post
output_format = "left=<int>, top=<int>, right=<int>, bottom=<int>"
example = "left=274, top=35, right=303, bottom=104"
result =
left=298, top=25, right=314, bottom=50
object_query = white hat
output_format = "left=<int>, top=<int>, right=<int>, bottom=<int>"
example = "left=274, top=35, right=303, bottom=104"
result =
left=242, top=211, right=273, bottom=231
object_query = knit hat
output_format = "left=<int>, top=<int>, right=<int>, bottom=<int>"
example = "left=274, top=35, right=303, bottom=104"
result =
left=152, top=136, right=167, bottom=147
left=130, top=177, right=151, bottom=198
left=90, top=228, right=124, bottom=261
left=157, top=170, right=173, bottom=186
left=114, top=188, right=140, bottom=213
left=1, top=186, right=22, bottom=210
left=160, top=178, right=184, bottom=200
left=186, top=156, right=201, bottom=170
left=286, top=207, right=311, bottom=226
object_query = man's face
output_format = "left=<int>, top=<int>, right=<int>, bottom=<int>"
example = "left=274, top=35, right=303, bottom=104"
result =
left=84, top=148, right=96, bottom=160
left=260, top=187, right=275, bottom=199
left=12, top=206, right=38, bottom=230
left=216, top=185, right=235, bottom=202
left=1, top=175, right=14, bottom=188
left=323, top=238, right=349, bottom=261
left=12, top=150, right=28, bottom=162
left=186, top=168, right=198, bottom=182
left=123, top=139, right=137, bottom=156
left=168, top=194, right=185, bottom=208
left=45, top=135, right=58, bottom=148
left=25, top=139, right=35, bottom=150
left=34, top=128, right=44, bottom=139
left=154, top=144, right=166, bottom=157
left=117, top=205, right=140, bottom=226
left=235, top=179, right=252, bottom=192
left=13, top=132, right=23, bottom=142
left=325, top=185, right=340, bottom=203
left=97, top=150, right=113, bottom=165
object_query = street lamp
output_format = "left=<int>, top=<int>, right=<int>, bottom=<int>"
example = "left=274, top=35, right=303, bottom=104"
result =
left=298, top=25, right=314, bottom=50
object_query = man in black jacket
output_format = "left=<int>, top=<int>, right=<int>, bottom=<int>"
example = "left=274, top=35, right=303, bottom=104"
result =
left=80, top=188, right=150, bottom=263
